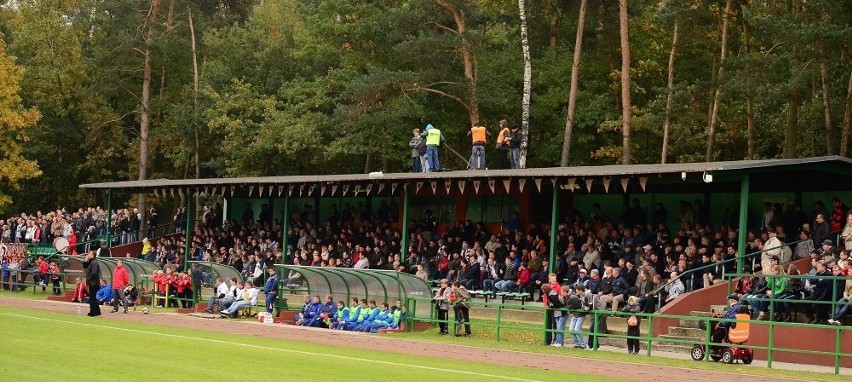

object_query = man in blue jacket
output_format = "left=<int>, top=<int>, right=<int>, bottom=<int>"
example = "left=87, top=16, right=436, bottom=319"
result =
left=95, top=279, right=113, bottom=305
left=298, top=296, right=323, bottom=327
left=343, top=299, right=370, bottom=331
left=352, top=300, right=379, bottom=332
left=263, top=267, right=278, bottom=314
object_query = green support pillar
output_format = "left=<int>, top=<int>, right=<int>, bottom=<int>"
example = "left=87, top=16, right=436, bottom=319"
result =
left=282, top=193, right=291, bottom=265
left=548, top=182, right=559, bottom=273
left=105, top=189, right=113, bottom=248
left=401, top=187, right=410, bottom=265
left=736, top=175, right=750, bottom=274
left=184, top=194, right=194, bottom=271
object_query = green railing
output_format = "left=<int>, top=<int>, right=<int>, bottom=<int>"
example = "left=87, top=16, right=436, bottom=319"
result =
left=1, top=268, right=69, bottom=295
left=22, top=221, right=182, bottom=262
left=403, top=296, right=852, bottom=374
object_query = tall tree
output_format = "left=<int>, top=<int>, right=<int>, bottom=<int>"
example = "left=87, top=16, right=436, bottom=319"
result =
left=560, top=0, right=587, bottom=167
left=0, top=40, right=41, bottom=212
left=618, top=0, right=632, bottom=164
left=820, top=56, right=833, bottom=155
left=843, top=70, right=852, bottom=157
left=433, top=0, right=480, bottom=126
left=705, top=0, right=732, bottom=161
left=660, top=21, right=678, bottom=164
left=518, top=0, right=531, bottom=169
left=138, top=0, right=161, bottom=227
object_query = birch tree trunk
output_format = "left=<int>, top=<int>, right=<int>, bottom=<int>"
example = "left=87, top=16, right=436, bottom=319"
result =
left=661, top=21, right=678, bottom=164
left=188, top=5, right=200, bottom=179
left=137, top=0, right=160, bottom=233
left=518, top=0, right=531, bottom=169
left=841, top=70, right=852, bottom=157
left=820, top=57, right=833, bottom=155
left=706, top=0, right=732, bottom=161
left=559, top=0, right=587, bottom=167
left=618, top=0, right=632, bottom=164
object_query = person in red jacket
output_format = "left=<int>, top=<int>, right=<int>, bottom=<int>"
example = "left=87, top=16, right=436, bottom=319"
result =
left=48, top=262, right=62, bottom=295
left=517, top=262, right=531, bottom=291
left=173, top=273, right=193, bottom=308
left=71, top=277, right=88, bottom=302
left=35, top=256, right=49, bottom=291
left=110, top=259, right=130, bottom=313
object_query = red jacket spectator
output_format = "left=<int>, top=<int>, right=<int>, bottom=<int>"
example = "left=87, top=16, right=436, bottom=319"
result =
left=73, top=281, right=88, bottom=302
left=517, top=266, right=531, bottom=287
left=112, top=263, right=129, bottom=289
left=36, top=258, right=49, bottom=276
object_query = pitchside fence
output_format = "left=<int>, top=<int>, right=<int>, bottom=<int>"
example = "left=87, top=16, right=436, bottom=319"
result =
left=404, top=295, right=852, bottom=375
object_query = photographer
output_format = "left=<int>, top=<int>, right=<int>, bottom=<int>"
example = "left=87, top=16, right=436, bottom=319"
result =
left=433, top=279, right=451, bottom=335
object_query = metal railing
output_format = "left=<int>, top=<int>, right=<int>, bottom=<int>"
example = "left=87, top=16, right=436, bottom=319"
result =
left=403, top=295, right=852, bottom=375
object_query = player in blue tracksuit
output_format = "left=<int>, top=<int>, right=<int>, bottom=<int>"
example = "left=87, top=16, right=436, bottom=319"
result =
left=362, top=303, right=390, bottom=332
left=329, top=301, right=350, bottom=330
left=302, top=296, right=324, bottom=327
left=352, top=300, right=379, bottom=332
left=369, top=305, right=399, bottom=333
left=311, top=295, right=338, bottom=328
left=343, top=299, right=368, bottom=330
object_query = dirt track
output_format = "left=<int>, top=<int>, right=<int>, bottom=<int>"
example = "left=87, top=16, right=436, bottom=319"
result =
left=0, top=297, right=808, bottom=382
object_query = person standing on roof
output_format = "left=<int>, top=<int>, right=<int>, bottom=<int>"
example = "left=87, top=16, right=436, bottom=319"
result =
left=467, top=122, right=491, bottom=170
left=408, top=128, right=427, bottom=173
left=422, top=124, right=444, bottom=172
left=496, top=120, right=512, bottom=169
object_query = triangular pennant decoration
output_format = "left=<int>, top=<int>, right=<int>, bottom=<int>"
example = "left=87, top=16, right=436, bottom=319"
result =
left=211, top=186, right=218, bottom=196
left=230, top=186, right=235, bottom=197
left=321, top=185, right=327, bottom=196
left=390, top=183, right=397, bottom=195
left=503, top=179, right=511, bottom=193
left=178, top=188, right=184, bottom=198
left=602, top=177, right=611, bottom=193
left=308, top=185, right=316, bottom=196
left=584, top=178, right=593, bottom=192
left=518, top=179, right=526, bottom=193
left=534, top=178, right=542, bottom=192
left=567, top=178, right=577, bottom=192
left=620, top=178, right=630, bottom=192
left=203, top=186, right=209, bottom=196
left=248, top=185, right=255, bottom=197
left=288, top=185, right=294, bottom=196
left=220, top=186, right=226, bottom=197
left=430, top=181, right=437, bottom=194
left=444, top=180, right=451, bottom=194
left=416, top=182, right=424, bottom=194
left=170, top=188, right=175, bottom=198
left=259, top=186, right=265, bottom=197
left=639, top=176, right=648, bottom=192
left=473, top=180, right=481, bottom=194
left=354, top=185, right=361, bottom=196
left=458, top=181, right=465, bottom=194
left=331, top=185, right=337, bottom=196
left=551, top=178, right=558, bottom=187
left=342, top=185, right=349, bottom=196
left=377, top=183, right=385, bottom=194
left=278, top=185, right=284, bottom=197
left=153, top=189, right=159, bottom=198
left=298, top=184, right=305, bottom=196
left=488, top=179, right=496, bottom=193
left=366, top=184, right=373, bottom=195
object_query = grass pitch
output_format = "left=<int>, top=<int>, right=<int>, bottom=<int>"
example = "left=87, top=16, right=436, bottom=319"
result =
left=0, top=306, right=618, bottom=382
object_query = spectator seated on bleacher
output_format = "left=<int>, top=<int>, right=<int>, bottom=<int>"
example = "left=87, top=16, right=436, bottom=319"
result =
left=493, top=257, right=518, bottom=294
left=219, top=281, right=258, bottom=318
left=600, top=267, right=629, bottom=312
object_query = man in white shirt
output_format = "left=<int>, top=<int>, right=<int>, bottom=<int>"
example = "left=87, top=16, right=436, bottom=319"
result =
left=205, top=277, right=232, bottom=313
left=762, top=230, right=782, bottom=272
left=220, top=281, right=258, bottom=318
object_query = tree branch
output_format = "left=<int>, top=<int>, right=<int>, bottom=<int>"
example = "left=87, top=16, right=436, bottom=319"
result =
left=407, top=86, right=472, bottom=113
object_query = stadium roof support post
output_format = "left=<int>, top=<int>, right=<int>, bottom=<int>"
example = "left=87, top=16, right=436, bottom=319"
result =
left=282, top=193, right=290, bottom=266
left=736, top=175, right=750, bottom=274
left=401, top=186, right=410, bottom=265
left=548, top=181, right=558, bottom=273
left=184, top=193, right=194, bottom=271
left=105, top=189, right=113, bottom=248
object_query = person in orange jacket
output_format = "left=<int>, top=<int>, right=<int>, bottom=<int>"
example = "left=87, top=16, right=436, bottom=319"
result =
left=110, top=259, right=130, bottom=313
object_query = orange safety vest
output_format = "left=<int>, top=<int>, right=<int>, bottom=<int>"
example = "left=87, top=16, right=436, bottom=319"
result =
left=471, top=126, right=487, bottom=145
left=496, top=127, right=510, bottom=147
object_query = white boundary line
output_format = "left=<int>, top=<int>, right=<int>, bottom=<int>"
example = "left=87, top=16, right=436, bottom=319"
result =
left=0, top=312, right=544, bottom=382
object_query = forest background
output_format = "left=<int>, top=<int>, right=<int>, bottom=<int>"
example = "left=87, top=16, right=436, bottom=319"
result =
left=0, top=0, right=850, bottom=215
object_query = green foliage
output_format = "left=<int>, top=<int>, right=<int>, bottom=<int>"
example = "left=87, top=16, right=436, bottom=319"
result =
left=0, top=0, right=850, bottom=210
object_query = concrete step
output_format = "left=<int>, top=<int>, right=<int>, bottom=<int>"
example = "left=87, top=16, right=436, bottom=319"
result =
left=666, top=326, right=705, bottom=338
left=689, top=310, right=714, bottom=317
left=710, top=305, right=729, bottom=315
left=594, top=337, right=693, bottom=354
left=658, top=334, right=707, bottom=347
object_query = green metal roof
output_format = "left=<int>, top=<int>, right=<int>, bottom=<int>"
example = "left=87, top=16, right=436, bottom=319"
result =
left=78, top=156, right=852, bottom=194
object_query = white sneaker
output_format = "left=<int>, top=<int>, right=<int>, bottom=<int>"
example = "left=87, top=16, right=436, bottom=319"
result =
left=827, top=319, right=837, bottom=325
left=551, top=343, right=563, bottom=347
